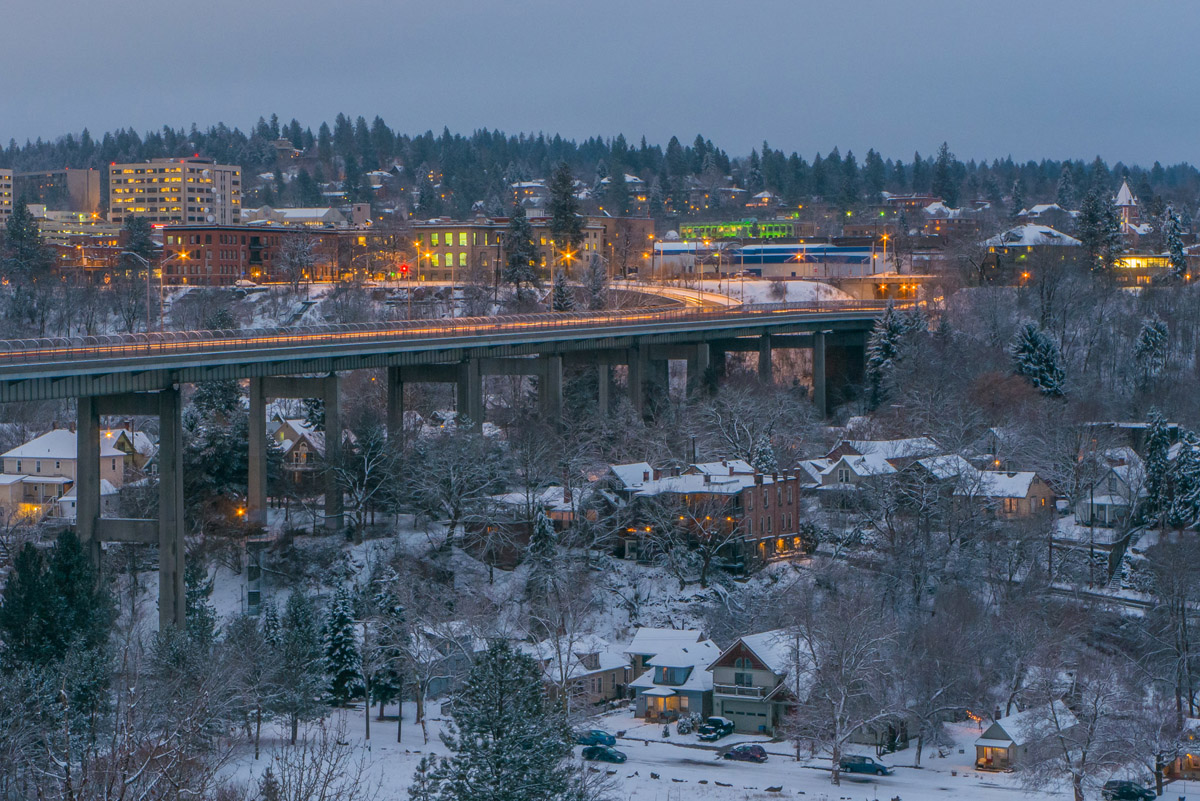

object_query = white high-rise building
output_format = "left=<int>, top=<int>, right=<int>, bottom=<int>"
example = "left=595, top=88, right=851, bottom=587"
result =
left=108, top=157, right=241, bottom=226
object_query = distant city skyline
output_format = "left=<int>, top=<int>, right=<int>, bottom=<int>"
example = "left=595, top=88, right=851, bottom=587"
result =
left=4, top=0, right=1199, bottom=166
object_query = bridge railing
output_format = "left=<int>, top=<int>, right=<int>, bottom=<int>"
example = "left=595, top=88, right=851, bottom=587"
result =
left=0, top=300, right=891, bottom=366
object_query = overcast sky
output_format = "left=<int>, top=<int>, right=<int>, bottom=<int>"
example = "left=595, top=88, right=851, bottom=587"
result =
left=4, top=0, right=1196, bottom=166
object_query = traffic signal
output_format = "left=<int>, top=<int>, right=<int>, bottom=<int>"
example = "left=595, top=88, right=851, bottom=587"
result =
left=400, top=262, right=410, bottom=276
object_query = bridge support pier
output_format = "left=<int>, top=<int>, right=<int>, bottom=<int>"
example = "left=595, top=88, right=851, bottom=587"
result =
left=539, top=355, right=563, bottom=423
left=249, top=374, right=344, bottom=531
left=386, top=366, right=403, bottom=446
left=596, top=362, right=610, bottom=415
left=77, top=389, right=185, bottom=629
left=758, top=334, right=773, bottom=384
left=456, top=360, right=483, bottom=428
left=627, top=347, right=646, bottom=417
left=687, top=343, right=710, bottom=396
left=813, top=331, right=827, bottom=417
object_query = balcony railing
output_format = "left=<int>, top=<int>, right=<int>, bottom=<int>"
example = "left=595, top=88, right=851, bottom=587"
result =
left=713, top=683, right=768, bottom=699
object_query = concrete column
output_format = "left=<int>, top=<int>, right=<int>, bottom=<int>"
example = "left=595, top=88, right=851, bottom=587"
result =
left=386, top=366, right=403, bottom=446
left=627, top=347, right=646, bottom=417
left=596, top=362, right=610, bottom=415
left=540, top=355, right=563, bottom=422
left=456, top=359, right=483, bottom=428
left=247, top=377, right=267, bottom=524
left=758, top=333, right=773, bottom=384
left=712, top=345, right=727, bottom=379
left=813, top=331, right=827, bottom=417
left=76, top=396, right=101, bottom=565
left=323, top=373, right=343, bottom=531
left=687, top=342, right=711, bottom=396
left=157, top=388, right=185, bottom=629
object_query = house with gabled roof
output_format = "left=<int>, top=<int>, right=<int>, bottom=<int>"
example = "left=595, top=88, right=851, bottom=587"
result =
left=975, top=702, right=1076, bottom=771
left=628, top=636, right=720, bottom=723
left=707, top=629, right=804, bottom=735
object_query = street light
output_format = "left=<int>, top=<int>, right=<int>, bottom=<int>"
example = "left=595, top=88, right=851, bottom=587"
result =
left=120, top=250, right=187, bottom=332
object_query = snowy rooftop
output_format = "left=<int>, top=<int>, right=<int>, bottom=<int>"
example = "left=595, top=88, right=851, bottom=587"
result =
left=626, top=627, right=703, bottom=657
left=630, top=639, right=722, bottom=693
left=983, top=224, right=1081, bottom=248
left=1114, top=180, right=1137, bottom=207
left=981, top=701, right=1077, bottom=747
left=3, top=429, right=123, bottom=460
left=720, top=629, right=795, bottom=676
left=915, top=454, right=978, bottom=481
left=831, top=437, right=939, bottom=461
left=963, top=470, right=1039, bottom=499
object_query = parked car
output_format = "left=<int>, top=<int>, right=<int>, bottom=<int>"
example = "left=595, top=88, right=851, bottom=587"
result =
left=575, top=729, right=616, bottom=747
left=1102, top=781, right=1155, bottom=801
left=697, top=716, right=736, bottom=741
left=839, top=754, right=893, bottom=776
left=581, top=745, right=627, bottom=764
left=723, top=744, right=768, bottom=763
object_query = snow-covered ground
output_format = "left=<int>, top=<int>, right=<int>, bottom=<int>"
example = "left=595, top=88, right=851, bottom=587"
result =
left=224, top=703, right=1102, bottom=801
left=693, top=279, right=854, bottom=305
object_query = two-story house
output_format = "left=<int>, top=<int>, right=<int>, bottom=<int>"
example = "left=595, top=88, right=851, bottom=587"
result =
left=523, top=634, right=630, bottom=707
left=0, top=429, right=124, bottom=520
left=626, top=627, right=705, bottom=676
left=269, top=416, right=326, bottom=484
left=707, top=629, right=804, bottom=735
left=628, top=635, right=720, bottom=722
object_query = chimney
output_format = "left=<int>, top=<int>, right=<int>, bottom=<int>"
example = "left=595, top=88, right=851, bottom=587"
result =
left=562, top=485, right=572, bottom=505
left=755, top=474, right=763, bottom=485
left=654, top=468, right=662, bottom=481
left=642, top=470, right=650, bottom=482
left=68, top=422, right=76, bottom=434
left=124, top=419, right=133, bottom=432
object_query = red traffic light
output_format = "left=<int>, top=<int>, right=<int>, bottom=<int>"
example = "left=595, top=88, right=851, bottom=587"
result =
left=400, top=263, right=410, bottom=275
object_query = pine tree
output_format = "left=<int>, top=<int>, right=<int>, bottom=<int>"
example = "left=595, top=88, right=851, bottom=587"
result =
left=1009, top=178, right=1025, bottom=219
left=408, top=756, right=440, bottom=801
left=583, top=254, right=608, bottom=310
left=551, top=270, right=575, bottom=312
left=302, top=397, right=325, bottom=430
left=546, top=161, right=583, bottom=270
left=276, top=589, right=327, bottom=743
left=184, top=559, right=218, bottom=651
left=931, top=142, right=958, bottom=208
left=324, top=584, right=362, bottom=706
left=1162, top=206, right=1188, bottom=279
left=840, top=150, right=860, bottom=209
left=262, top=600, right=283, bottom=649
left=1143, top=410, right=1172, bottom=527
left=502, top=203, right=539, bottom=300
left=1077, top=187, right=1124, bottom=274
left=1056, top=164, right=1077, bottom=209
left=122, top=215, right=156, bottom=264
left=1134, top=314, right=1169, bottom=387
left=259, top=766, right=281, bottom=801
left=0, top=545, right=52, bottom=670
left=865, top=302, right=925, bottom=408
left=524, top=511, right=559, bottom=630
left=432, top=641, right=575, bottom=801
left=1166, top=432, right=1200, bottom=531
left=1009, top=322, right=1065, bottom=397
left=603, top=169, right=631, bottom=216
left=749, top=434, right=778, bottom=474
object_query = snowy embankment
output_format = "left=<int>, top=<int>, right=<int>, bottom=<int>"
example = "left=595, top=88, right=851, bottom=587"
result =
left=694, top=279, right=854, bottom=305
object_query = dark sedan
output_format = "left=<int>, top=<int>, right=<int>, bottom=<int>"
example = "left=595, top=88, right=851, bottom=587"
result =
left=581, top=745, right=627, bottom=764
left=722, top=744, right=768, bottom=763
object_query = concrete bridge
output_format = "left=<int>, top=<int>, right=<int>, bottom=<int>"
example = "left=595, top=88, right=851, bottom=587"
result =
left=0, top=300, right=886, bottom=627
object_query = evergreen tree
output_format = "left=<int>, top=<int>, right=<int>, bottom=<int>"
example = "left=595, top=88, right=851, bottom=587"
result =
left=1162, top=206, right=1188, bottom=279
left=839, top=150, right=860, bottom=209
left=409, top=756, right=440, bottom=801
left=1077, top=186, right=1124, bottom=274
left=863, top=149, right=886, bottom=200
left=503, top=203, right=539, bottom=300
left=122, top=215, right=157, bottom=264
left=431, top=641, right=575, bottom=801
left=583, top=253, right=608, bottom=309
left=276, top=589, right=327, bottom=743
left=184, top=559, right=218, bottom=650
left=262, top=600, right=283, bottom=649
left=603, top=169, right=631, bottom=216
left=550, top=270, right=575, bottom=312
left=931, top=142, right=958, bottom=208
left=259, top=766, right=281, bottom=801
left=865, top=302, right=925, bottom=408
left=745, top=149, right=764, bottom=194
left=1009, top=178, right=1025, bottom=219
left=1166, top=432, right=1200, bottom=531
left=0, top=545, right=52, bottom=669
left=1009, top=322, right=1065, bottom=397
left=1142, top=409, right=1172, bottom=527
left=324, top=584, right=362, bottom=705
left=302, top=396, right=325, bottom=430
left=1056, top=164, right=1077, bottom=209
left=1134, top=314, right=1169, bottom=387
left=546, top=161, right=583, bottom=271
left=749, top=434, right=778, bottom=474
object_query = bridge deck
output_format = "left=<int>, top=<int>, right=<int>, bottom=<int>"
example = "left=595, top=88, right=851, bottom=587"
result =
left=0, top=302, right=887, bottom=401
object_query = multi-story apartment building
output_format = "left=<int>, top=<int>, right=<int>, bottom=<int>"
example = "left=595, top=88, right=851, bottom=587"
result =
left=15, top=168, right=102, bottom=214
left=160, top=225, right=341, bottom=285
left=109, top=157, right=241, bottom=226
left=0, top=169, right=13, bottom=224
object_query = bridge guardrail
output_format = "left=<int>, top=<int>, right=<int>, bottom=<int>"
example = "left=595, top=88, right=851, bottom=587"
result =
left=0, top=301, right=892, bottom=366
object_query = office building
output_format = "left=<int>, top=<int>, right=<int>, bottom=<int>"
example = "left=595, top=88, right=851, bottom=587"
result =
left=15, top=168, right=102, bottom=215
left=109, top=157, right=241, bottom=226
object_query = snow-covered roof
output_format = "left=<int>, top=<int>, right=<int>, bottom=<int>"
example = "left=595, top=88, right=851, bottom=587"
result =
left=521, top=634, right=628, bottom=681
left=723, top=629, right=795, bottom=676
left=102, top=428, right=156, bottom=457
left=983, top=224, right=1081, bottom=248
left=1114, top=180, right=1137, bottom=207
left=598, top=174, right=645, bottom=185
left=489, top=485, right=582, bottom=513
left=610, top=462, right=654, bottom=490
left=626, top=627, right=703, bottom=657
left=964, top=471, right=1040, bottom=499
left=831, top=438, right=939, bottom=461
left=825, top=453, right=897, bottom=478
left=3, top=430, right=123, bottom=460
left=1022, top=203, right=1077, bottom=218
left=60, top=479, right=119, bottom=499
left=981, top=701, right=1077, bottom=747
left=689, top=460, right=754, bottom=477
left=915, top=454, right=978, bottom=481
left=630, top=639, right=721, bottom=693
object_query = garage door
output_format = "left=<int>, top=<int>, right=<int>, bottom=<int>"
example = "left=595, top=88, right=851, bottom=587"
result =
left=721, top=700, right=770, bottom=733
